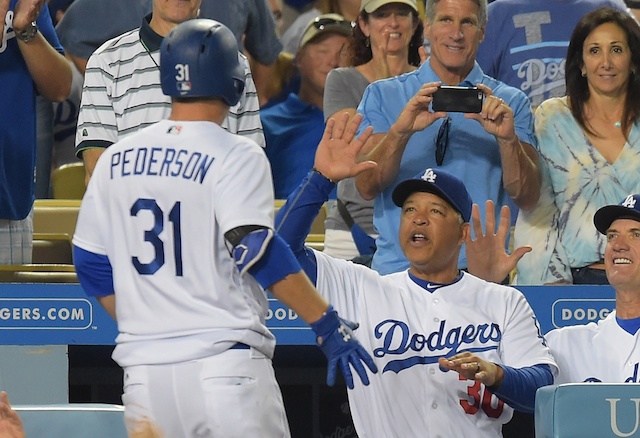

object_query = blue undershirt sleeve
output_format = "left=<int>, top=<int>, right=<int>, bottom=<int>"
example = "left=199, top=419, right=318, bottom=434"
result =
left=274, top=170, right=335, bottom=285
left=491, top=364, right=553, bottom=414
left=73, top=245, right=114, bottom=297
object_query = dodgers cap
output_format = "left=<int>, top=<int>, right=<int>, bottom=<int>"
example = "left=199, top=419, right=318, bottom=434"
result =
left=392, top=168, right=473, bottom=222
left=299, top=13, right=354, bottom=49
left=360, top=0, right=418, bottom=13
left=594, top=194, right=640, bottom=234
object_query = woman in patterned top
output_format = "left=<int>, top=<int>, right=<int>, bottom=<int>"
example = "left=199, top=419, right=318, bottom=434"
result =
left=514, top=7, right=640, bottom=285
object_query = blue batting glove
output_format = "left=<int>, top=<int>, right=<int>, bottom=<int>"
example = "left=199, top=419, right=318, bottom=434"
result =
left=310, top=305, right=378, bottom=389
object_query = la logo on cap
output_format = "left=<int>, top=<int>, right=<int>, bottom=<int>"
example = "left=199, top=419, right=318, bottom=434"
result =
left=623, top=195, right=636, bottom=209
left=422, top=168, right=436, bottom=183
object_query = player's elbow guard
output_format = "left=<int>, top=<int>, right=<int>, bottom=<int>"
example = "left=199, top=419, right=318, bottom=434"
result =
left=226, top=226, right=302, bottom=289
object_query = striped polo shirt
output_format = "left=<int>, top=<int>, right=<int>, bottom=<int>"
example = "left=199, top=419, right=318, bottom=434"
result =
left=75, top=14, right=264, bottom=157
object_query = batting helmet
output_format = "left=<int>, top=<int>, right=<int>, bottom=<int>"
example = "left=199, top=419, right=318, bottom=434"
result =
left=160, top=19, right=245, bottom=106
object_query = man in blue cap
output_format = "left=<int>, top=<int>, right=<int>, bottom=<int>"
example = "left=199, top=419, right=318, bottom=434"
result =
left=546, top=194, right=640, bottom=384
left=274, top=113, right=556, bottom=437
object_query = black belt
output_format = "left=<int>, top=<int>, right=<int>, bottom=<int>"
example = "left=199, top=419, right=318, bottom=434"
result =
left=230, top=343, right=250, bottom=350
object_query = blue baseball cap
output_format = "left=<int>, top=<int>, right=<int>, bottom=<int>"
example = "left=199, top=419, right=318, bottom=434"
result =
left=391, top=168, right=473, bottom=222
left=594, top=194, right=640, bottom=234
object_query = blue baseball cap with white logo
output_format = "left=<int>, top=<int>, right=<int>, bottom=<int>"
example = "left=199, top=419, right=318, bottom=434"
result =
left=594, top=194, right=640, bottom=234
left=391, top=168, right=473, bottom=222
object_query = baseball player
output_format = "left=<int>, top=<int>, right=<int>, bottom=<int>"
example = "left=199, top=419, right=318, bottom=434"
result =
left=274, top=120, right=557, bottom=437
left=545, top=194, right=640, bottom=384
left=72, top=19, right=376, bottom=437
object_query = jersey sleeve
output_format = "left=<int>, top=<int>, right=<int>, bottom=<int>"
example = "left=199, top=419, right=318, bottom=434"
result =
left=498, top=287, right=558, bottom=373
left=75, top=50, right=119, bottom=156
left=313, top=250, right=373, bottom=322
left=72, top=157, right=110, bottom=254
left=214, top=142, right=274, bottom=234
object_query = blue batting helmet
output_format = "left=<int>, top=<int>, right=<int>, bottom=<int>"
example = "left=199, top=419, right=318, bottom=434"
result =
left=160, top=19, right=245, bottom=106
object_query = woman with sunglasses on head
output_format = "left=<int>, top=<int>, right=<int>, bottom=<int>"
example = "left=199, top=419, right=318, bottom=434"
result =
left=515, top=7, right=640, bottom=285
left=320, top=0, right=424, bottom=264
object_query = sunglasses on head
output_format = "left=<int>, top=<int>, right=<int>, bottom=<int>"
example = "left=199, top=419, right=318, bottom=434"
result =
left=312, top=17, right=356, bottom=31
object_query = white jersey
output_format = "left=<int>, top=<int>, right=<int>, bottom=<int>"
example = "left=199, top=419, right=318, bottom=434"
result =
left=75, top=23, right=264, bottom=157
left=313, top=251, right=557, bottom=438
left=546, top=311, right=640, bottom=384
left=73, top=120, right=276, bottom=367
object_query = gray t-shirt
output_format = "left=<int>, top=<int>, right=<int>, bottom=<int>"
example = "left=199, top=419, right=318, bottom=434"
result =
left=323, top=67, right=376, bottom=234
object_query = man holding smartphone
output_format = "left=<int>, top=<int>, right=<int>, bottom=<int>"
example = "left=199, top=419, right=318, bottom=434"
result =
left=355, top=0, right=539, bottom=278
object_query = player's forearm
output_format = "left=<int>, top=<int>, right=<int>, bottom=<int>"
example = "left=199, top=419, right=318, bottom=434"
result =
left=275, top=170, right=334, bottom=253
left=269, top=272, right=329, bottom=324
left=355, top=129, right=411, bottom=200
left=497, top=138, right=541, bottom=210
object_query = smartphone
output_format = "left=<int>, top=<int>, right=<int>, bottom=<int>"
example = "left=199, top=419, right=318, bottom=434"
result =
left=432, top=86, right=484, bottom=113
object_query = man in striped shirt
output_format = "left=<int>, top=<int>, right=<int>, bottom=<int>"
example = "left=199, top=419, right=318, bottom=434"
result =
left=75, top=0, right=264, bottom=184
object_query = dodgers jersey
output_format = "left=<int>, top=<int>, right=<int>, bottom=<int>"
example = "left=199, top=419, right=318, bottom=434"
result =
left=313, top=251, right=557, bottom=438
left=546, top=311, right=640, bottom=384
left=73, top=120, right=276, bottom=367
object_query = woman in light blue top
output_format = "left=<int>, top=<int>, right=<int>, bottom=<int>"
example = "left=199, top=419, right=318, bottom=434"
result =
left=515, top=7, right=640, bottom=285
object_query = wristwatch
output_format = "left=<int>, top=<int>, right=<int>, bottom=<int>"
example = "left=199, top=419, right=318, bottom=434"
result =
left=15, top=21, right=38, bottom=43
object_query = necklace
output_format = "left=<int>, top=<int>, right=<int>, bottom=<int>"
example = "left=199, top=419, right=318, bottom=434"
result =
left=615, top=121, right=622, bottom=128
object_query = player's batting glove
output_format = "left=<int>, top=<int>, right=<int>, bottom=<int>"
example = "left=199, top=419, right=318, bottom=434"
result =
left=310, top=305, right=378, bottom=389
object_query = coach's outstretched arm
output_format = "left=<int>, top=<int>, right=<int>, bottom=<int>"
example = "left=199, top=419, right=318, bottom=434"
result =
left=274, top=114, right=376, bottom=283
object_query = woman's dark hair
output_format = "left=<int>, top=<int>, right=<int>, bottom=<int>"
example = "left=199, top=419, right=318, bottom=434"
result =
left=350, top=9, right=424, bottom=67
left=566, top=7, right=640, bottom=136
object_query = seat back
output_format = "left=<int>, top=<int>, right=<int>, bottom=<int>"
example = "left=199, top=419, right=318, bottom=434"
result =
left=14, top=404, right=127, bottom=438
left=32, top=233, right=73, bottom=264
left=33, top=199, right=81, bottom=238
left=51, top=162, right=86, bottom=200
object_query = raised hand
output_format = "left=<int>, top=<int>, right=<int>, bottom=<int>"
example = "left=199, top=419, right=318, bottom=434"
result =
left=310, top=306, right=378, bottom=389
left=465, top=200, right=532, bottom=283
left=314, top=113, right=377, bottom=182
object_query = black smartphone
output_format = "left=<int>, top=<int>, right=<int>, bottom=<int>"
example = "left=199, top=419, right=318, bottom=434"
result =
left=432, top=86, right=484, bottom=113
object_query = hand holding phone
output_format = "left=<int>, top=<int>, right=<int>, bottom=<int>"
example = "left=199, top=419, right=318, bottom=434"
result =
left=432, top=86, right=484, bottom=113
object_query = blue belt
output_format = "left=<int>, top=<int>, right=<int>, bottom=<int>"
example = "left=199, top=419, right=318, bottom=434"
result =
left=230, top=343, right=250, bottom=350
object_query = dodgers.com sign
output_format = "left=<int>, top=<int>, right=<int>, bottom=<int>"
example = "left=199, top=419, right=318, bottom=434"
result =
left=0, top=283, right=618, bottom=345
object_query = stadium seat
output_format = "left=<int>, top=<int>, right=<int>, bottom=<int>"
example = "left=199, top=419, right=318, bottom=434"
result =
left=33, top=199, right=81, bottom=238
left=51, top=162, right=86, bottom=200
left=32, top=233, right=73, bottom=264
left=13, top=404, right=127, bottom=438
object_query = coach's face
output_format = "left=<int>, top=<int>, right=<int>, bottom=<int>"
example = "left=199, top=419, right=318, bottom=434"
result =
left=399, top=191, right=468, bottom=283
left=152, top=0, right=202, bottom=35
left=604, top=218, right=640, bottom=291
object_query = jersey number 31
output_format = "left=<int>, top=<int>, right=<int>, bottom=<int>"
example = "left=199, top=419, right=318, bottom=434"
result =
left=131, top=199, right=183, bottom=276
